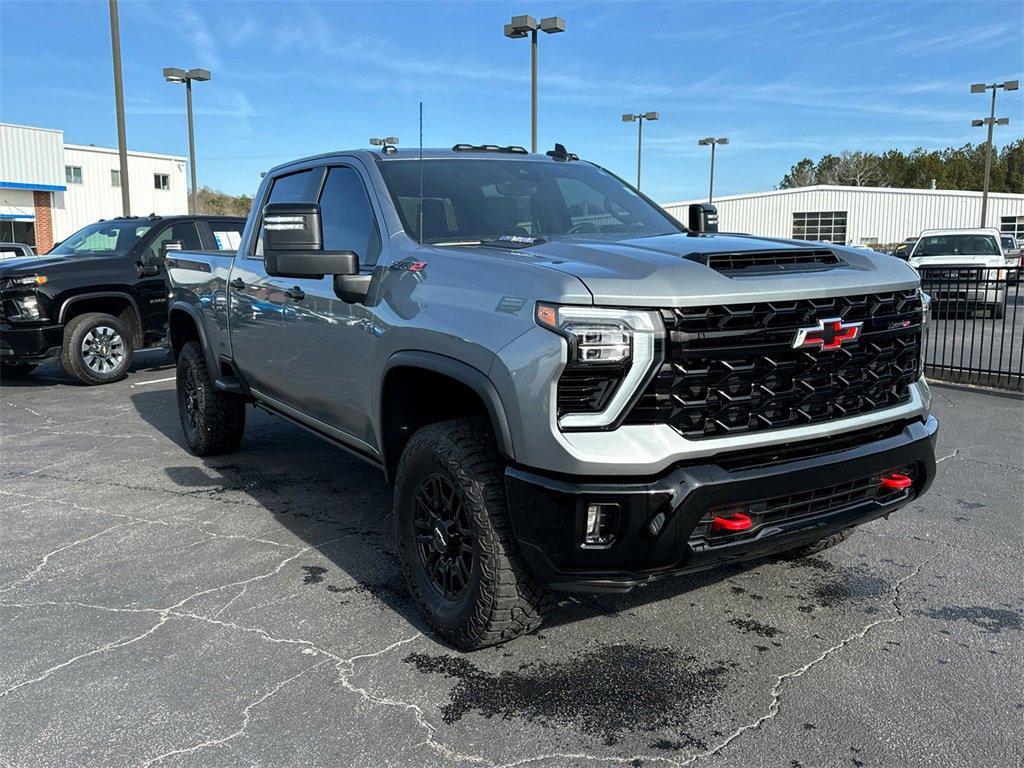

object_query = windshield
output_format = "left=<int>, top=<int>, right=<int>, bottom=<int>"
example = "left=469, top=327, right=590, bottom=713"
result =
left=913, top=234, right=1000, bottom=258
left=378, top=158, right=681, bottom=244
left=49, top=220, right=153, bottom=258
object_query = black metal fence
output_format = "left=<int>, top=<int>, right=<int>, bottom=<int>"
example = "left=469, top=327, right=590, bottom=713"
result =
left=919, top=266, right=1023, bottom=391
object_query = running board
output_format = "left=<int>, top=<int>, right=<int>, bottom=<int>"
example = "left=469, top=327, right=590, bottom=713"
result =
left=213, top=376, right=246, bottom=395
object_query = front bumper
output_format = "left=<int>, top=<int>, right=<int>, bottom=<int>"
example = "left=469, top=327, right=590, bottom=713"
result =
left=505, top=416, right=938, bottom=592
left=0, top=322, right=63, bottom=364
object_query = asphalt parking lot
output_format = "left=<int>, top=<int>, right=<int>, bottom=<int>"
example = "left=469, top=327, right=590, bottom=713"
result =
left=1, top=353, right=1021, bottom=768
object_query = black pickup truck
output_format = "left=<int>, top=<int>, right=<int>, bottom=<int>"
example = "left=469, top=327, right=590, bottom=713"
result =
left=0, top=214, right=245, bottom=384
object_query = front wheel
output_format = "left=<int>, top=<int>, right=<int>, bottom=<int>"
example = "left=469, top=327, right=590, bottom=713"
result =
left=60, top=312, right=133, bottom=385
left=394, top=419, right=551, bottom=650
left=176, top=341, right=246, bottom=456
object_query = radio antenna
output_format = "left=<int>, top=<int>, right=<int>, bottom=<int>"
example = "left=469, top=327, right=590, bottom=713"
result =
left=418, top=101, right=424, bottom=245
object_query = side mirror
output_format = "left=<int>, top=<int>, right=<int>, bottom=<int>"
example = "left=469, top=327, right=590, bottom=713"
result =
left=159, top=240, right=183, bottom=263
left=688, top=203, right=718, bottom=234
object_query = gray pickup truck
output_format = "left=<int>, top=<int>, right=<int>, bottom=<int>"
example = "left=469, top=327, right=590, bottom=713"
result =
left=166, top=143, right=937, bottom=649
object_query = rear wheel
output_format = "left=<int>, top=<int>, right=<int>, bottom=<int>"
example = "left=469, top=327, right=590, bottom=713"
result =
left=176, top=341, right=246, bottom=456
left=60, top=312, right=133, bottom=385
left=780, top=528, right=855, bottom=560
left=394, top=419, right=551, bottom=650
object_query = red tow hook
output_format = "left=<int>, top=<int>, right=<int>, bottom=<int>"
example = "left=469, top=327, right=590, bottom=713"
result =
left=709, top=512, right=753, bottom=534
left=880, top=473, right=913, bottom=490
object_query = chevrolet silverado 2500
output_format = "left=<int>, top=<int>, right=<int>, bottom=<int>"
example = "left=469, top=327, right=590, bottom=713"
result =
left=165, top=144, right=937, bottom=649
left=0, top=214, right=245, bottom=383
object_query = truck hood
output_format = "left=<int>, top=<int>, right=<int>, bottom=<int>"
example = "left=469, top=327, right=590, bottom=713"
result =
left=466, top=232, right=921, bottom=306
left=0, top=254, right=80, bottom=275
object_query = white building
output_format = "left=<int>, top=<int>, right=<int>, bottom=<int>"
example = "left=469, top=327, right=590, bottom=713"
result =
left=662, top=185, right=1024, bottom=248
left=0, top=123, right=188, bottom=252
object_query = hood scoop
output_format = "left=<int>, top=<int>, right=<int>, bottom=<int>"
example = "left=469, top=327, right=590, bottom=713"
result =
left=685, top=248, right=845, bottom=275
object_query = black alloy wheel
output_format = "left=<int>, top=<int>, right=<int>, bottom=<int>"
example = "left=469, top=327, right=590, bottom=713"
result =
left=413, top=473, right=474, bottom=600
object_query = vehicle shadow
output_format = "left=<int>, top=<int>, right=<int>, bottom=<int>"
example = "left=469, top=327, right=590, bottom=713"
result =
left=129, top=386, right=757, bottom=642
left=0, top=348, right=174, bottom=389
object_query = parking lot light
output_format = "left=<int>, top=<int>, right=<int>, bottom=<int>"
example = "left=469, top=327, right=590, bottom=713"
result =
left=163, top=66, right=212, bottom=214
left=504, top=13, right=566, bottom=152
left=971, top=80, right=1018, bottom=227
left=621, top=111, right=660, bottom=190
left=698, top=137, right=729, bottom=203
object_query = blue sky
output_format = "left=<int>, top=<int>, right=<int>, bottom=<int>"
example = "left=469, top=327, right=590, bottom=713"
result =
left=2, top=0, right=1022, bottom=201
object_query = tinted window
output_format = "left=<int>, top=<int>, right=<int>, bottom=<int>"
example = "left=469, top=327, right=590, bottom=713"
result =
left=319, top=167, right=381, bottom=265
left=268, top=170, right=315, bottom=203
left=254, top=170, right=316, bottom=257
left=378, top=159, right=679, bottom=244
left=147, top=222, right=203, bottom=262
left=209, top=220, right=245, bottom=250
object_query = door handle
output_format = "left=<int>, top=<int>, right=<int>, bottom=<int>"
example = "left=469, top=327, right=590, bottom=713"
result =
left=229, top=277, right=245, bottom=290
left=284, top=286, right=306, bottom=301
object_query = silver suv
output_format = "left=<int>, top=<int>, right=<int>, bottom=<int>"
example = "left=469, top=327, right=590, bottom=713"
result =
left=165, top=144, right=938, bottom=649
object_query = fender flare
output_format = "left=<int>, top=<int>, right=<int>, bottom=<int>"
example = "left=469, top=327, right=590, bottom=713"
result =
left=58, top=291, right=144, bottom=346
left=167, top=301, right=220, bottom=379
left=379, top=350, right=516, bottom=462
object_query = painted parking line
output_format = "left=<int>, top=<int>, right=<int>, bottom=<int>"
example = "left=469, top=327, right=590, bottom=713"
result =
left=130, top=376, right=176, bottom=387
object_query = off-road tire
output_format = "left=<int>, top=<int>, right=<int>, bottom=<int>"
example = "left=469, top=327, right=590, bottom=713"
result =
left=176, top=341, right=245, bottom=456
left=1, top=363, right=38, bottom=379
left=60, top=312, right=134, bottom=385
left=780, top=528, right=855, bottom=559
left=394, top=418, right=552, bottom=650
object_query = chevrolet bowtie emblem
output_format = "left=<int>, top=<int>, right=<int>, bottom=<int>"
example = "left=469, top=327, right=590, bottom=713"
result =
left=792, top=317, right=863, bottom=351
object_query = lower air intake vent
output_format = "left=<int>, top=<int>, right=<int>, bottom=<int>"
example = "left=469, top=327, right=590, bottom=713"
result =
left=697, top=249, right=843, bottom=273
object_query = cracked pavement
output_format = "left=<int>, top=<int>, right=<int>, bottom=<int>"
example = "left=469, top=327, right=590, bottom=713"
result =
left=1, top=355, right=1021, bottom=767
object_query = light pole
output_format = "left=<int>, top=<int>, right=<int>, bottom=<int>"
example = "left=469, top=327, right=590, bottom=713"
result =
left=504, top=15, right=565, bottom=153
left=108, top=0, right=131, bottom=216
left=163, top=67, right=212, bottom=214
left=698, top=137, right=729, bottom=203
left=622, top=112, right=659, bottom=190
left=971, top=79, right=1018, bottom=228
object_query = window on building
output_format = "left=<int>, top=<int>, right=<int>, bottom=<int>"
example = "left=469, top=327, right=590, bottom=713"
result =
left=792, top=211, right=848, bottom=244
left=65, top=166, right=83, bottom=184
left=154, top=173, right=170, bottom=191
left=1001, top=215, right=1024, bottom=239
left=111, top=169, right=121, bottom=187
left=319, top=166, right=382, bottom=265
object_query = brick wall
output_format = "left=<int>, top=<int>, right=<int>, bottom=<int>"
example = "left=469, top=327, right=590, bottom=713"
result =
left=32, top=191, right=53, bottom=254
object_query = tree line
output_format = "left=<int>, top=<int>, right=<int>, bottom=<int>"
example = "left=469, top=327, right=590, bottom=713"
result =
left=193, top=186, right=254, bottom=217
left=779, top=139, right=1023, bottom=193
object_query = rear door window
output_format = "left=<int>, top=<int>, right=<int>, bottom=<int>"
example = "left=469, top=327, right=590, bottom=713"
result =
left=253, top=169, right=318, bottom=257
left=208, top=220, right=245, bottom=251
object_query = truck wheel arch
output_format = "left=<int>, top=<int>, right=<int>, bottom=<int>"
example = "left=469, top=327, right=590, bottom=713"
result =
left=58, top=292, right=144, bottom=347
left=379, top=351, right=516, bottom=481
left=168, top=303, right=220, bottom=379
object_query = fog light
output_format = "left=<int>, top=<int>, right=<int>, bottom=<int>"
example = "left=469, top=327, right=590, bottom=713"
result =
left=583, top=502, right=620, bottom=547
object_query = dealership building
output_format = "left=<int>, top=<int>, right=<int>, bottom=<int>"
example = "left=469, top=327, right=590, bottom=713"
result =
left=663, top=185, right=1024, bottom=247
left=0, top=123, right=188, bottom=252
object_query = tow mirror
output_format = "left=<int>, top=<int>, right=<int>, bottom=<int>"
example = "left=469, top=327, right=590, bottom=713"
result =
left=688, top=203, right=719, bottom=234
left=263, top=201, right=369, bottom=302
left=159, top=240, right=183, bottom=262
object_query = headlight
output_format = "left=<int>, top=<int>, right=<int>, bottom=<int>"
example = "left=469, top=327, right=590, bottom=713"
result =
left=536, top=303, right=664, bottom=429
left=4, top=275, right=47, bottom=287
left=11, top=295, right=44, bottom=321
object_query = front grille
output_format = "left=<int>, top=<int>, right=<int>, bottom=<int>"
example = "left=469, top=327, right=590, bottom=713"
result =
left=689, top=464, right=917, bottom=540
left=699, top=249, right=842, bottom=273
left=625, top=290, right=922, bottom=439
